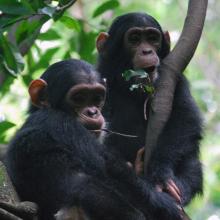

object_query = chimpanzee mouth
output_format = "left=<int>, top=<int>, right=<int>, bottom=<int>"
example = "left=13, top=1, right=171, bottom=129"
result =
left=143, top=66, right=156, bottom=74
left=79, top=114, right=104, bottom=131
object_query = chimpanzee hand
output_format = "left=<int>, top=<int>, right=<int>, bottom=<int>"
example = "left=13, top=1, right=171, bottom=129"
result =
left=133, top=149, right=183, bottom=203
left=125, top=147, right=145, bottom=175
left=132, top=148, right=182, bottom=203
left=156, top=179, right=182, bottom=204
left=134, top=147, right=145, bottom=175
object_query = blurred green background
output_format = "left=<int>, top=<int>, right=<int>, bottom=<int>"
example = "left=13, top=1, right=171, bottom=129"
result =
left=0, top=0, right=220, bottom=219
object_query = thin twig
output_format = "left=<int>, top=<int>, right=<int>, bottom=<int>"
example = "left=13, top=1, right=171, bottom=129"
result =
left=56, top=0, right=78, bottom=11
left=92, top=128, right=138, bottom=138
left=2, top=0, right=78, bottom=29
left=2, top=14, right=44, bottom=29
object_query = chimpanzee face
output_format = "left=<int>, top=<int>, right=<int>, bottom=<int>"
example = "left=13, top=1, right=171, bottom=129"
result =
left=96, top=13, right=171, bottom=86
left=28, top=59, right=106, bottom=137
left=64, top=82, right=106, bottom=132
left=123, top=27, right=162, bottom=82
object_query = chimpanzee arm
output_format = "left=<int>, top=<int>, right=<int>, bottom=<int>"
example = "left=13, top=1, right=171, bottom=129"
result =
left=103, top=151, right=182, bottom=220
left=173, top=155, right=203, bottom=205
left=148, top=75, right=203, bottom=205
left=6, top=132, right=145, bottom=220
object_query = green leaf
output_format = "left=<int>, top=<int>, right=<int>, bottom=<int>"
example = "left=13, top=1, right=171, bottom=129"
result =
left=59, top=16, right=81, bottom=32
left=29, top=0, right=46, bottom=11
left=0, top=121, right=16, bottom=132
left=0, top=0, right=33, bottom=15
left=0, top=121, right=15, bottom=144
left=15, top=16, right=49, bottom=45
left=31, top=47, right=60, bottom=72
left=78, top=31, right=97, bottom=63
left=93, top=0, right=119, bottom=18
left=122, top=69, right=155, bottom=94
left=22, top=74, right=33, bottom=87
left=143, top=85, right=155, bottom=94
left=0, top=33, right=23, bottom=76
left=0, top=14, right=19, bottom=29
left=20, top=0, right=35, bottom=13
left=10, top=44, right=25, bottom=72
left=122, top=69, right=148, bottom=81
left=38, top=29, right=61, bottom=41
left=0, top=74, right=15, bottom=97
left=129, top=84, right=140, bottom=91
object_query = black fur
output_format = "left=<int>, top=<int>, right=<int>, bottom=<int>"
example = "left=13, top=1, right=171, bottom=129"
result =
left=97, top=12, right=203, bottom=206
left=6, top=59, right=181, bottom=220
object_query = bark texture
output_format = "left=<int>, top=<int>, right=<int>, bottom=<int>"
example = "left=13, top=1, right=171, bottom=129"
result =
left=144, top=0, right=208, bottom=173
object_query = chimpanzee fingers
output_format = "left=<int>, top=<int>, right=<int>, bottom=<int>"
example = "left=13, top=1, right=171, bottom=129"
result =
left=136, top=147, right=145, bottom=161
left=168, top=179, right=181, bottom=197
left=134, top=163, right=144, bottom=176
left=166, top=183, right=181, bottom=203
left=134, top=147, right=145, bottom=175
left=155, top=181, right=181, bottom=203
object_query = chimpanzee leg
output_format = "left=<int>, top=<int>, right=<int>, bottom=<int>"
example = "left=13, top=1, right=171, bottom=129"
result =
left=69, top=173, right=146, bottom=220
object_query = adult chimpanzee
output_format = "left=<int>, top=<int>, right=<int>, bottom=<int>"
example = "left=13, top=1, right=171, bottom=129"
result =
left=5, top=59, right=182, bottom=220
left=96, top=12, right=203, bottom=207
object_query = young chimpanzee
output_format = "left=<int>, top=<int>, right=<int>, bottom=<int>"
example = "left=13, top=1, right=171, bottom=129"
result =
left=5, top=59, right=182, bottom=220
left=96, top=12, right=203, bottom=207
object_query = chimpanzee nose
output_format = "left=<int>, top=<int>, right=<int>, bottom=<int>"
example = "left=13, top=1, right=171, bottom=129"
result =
left=142, top=49, right=153, bottom=55
left=87, top=108, right=98, bottom=117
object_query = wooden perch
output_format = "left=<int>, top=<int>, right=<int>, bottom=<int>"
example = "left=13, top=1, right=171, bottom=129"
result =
left=0, top=162, right=19, bottom=203
left=0, top=201, right=38, bottom=220
left=144, top=0, right=208, bottom=173
left=0, top=162, right=38, bottom=219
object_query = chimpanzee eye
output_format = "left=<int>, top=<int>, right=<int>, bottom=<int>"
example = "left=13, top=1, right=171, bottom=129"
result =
left=147, top=35, right=161, bottom=48
left=129, top=33, right=141, bottom=44
left=72, top=93, right=86, bottom=105
left=93, top=95, right=104, bottom=107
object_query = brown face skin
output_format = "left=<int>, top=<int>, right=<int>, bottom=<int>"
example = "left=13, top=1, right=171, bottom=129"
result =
left=65, top=83, right=106, bottom=137
left=124, top=27, right=162, bottom=82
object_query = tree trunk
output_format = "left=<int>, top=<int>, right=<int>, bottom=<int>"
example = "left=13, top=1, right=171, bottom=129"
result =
left=144, top=0, right=208, bottom=173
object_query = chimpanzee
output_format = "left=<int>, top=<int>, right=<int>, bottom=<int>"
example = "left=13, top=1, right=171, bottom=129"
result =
left=96, top=12, right=203, bottom=207
left=5, top=59, right=182, bottom=220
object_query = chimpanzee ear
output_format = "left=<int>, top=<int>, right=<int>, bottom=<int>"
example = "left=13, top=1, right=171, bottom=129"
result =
left=96, top=32, right=109, bottom=53
left=164, top=31, right=171, bottom=51
left=28, top=79, right=48, bottom=107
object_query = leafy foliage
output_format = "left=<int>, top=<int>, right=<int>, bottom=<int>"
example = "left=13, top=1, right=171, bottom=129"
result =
left=59, top=16, right=81, bottom=31
left=0, top=0, right=76, bottom=79
left=122, top=69, right=155, bottom=94
left=0, top=121, right=15, bottom=143
left=93, top=0, right=120, bottom=18
left=0, top=33, right=24, bottom=76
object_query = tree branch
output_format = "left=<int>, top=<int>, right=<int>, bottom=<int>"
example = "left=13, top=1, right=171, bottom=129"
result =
left=57, top=0, right=78, bottom=11
left=0, top=208, right=22, bottom=220
left=0, top=162, right=38, bottom=219
left=144, top=0, right=208, bottom=173
left=0, top=201, right=38, bottom=220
